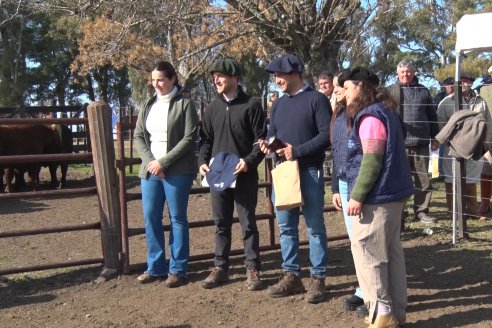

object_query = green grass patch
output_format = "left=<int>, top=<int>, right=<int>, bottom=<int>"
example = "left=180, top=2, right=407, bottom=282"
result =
left=11, top=273, right=36, bottom=283
left=70, top=163, right=93, bottom=175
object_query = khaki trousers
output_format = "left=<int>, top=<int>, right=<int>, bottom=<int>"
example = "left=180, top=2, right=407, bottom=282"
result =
left=351, top=200, right=407, bottom=322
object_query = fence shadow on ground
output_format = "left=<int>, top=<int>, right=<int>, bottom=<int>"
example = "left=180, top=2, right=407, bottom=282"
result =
left=0, top=227, right=490, bottom=326
left=0, top=199, right=50, bottom=215
left=406, top=308, right=492, bottom=327
left=403, top=238, right=491, bottom=327
left=0, top=265, right=102, bottom=310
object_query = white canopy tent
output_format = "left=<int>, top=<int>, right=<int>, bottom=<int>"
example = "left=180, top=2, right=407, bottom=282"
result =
left=455, top=13, right=492, bottom=53
left=452, top=13, right=492, bottom=243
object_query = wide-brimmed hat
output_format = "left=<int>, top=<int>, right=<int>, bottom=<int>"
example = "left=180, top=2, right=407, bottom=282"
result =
left=265, top=54, right=304, bottom=74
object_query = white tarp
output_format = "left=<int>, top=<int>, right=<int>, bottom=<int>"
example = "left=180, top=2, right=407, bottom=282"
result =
left=455, top=12, right=492, bottom=53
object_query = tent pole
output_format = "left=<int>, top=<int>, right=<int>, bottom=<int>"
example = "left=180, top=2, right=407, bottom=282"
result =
left=452, top=53, right=460, bottom=245
left=453, top=53, right=466, bottom=244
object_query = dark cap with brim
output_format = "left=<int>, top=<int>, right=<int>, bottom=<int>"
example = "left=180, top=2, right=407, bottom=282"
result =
left=209, top=58, right=241, bottom=77
left=206, top=151, right=240, bottom=192
left=460, top=71, right=475, bottom=82
left=339, top=67, right=380, bottom=87
left=442, top=77, right=454, bottom=85
left=265, top=54, right=304, bottom=74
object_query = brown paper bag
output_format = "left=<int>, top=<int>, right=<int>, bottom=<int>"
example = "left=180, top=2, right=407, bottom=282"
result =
left=271, top=160, right=303, bottom=210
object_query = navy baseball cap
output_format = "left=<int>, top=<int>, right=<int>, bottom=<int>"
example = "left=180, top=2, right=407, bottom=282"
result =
left=265, top=54, right=304, bottom=74
left=206, top=151, right=240, bottom=192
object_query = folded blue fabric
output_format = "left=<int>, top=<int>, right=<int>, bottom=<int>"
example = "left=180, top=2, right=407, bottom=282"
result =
left=206, top=151, right=240, bottom=192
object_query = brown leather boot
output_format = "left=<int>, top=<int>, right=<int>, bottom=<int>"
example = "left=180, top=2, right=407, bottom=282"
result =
left=268, top=271, right=305, bottom=297
left=367, top=313, right=399, bottom=328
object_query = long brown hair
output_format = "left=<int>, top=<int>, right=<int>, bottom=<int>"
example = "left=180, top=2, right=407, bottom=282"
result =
left=346, top=82, right=398, bottom=133
left=329, top=69, right=349, bottom=143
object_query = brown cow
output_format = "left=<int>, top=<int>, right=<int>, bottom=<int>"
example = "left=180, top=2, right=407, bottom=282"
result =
left=0, top=125, right=62, bottom=192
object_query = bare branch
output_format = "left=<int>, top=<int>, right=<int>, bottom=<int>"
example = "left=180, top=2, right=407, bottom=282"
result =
left=0, top=0, right=22, bottom=26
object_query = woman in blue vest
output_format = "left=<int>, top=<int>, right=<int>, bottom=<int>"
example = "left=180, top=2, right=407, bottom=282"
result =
left=331, top=69, right=367, bottom=317
left=341, top=67, right=414, bottom=328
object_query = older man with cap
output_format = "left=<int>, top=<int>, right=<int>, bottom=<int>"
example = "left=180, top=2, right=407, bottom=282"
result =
left=198, top=58, right=267, bottom=291
left=259, top=54, right=331, bottom=304
left=437, top=71, right=492, bottom=219
left=389, top=59, right=439, bottom=224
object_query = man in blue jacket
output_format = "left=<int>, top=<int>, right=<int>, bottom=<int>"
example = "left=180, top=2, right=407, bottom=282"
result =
left=259, top=54, right=331, bottom=304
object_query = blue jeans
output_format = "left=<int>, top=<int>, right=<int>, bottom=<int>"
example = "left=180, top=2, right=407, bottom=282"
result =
left=339, top=178, right=363, bottom=299
left=141, top=173, right=194, bottom=277
left=273, top=167, right=328, bottom=277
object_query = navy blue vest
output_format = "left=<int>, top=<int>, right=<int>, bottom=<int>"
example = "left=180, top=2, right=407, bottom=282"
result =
left=346, top=102, right=414, bottom=204
left=332, top=110, right=349, bottom=181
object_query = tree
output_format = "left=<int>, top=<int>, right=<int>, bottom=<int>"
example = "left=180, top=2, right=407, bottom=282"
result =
left=63, top=1, right=267, bottom=106
left=352, top=0, right=492, bottom=85
left=28, top=15, right=86, bottom=106
left=434, top=0, right=492, bottom=82
left=224, top=0, right=363, bottom=85
left=7, top=0, right=492, bottom=106
left=0, top=3, right=32, bottom=106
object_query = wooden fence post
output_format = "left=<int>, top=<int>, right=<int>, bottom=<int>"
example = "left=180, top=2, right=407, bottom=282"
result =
left=87, top=101, right=122, bottom=280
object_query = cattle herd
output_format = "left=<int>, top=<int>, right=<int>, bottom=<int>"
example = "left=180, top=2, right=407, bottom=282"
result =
left=0, top=124, right=73, bottom=192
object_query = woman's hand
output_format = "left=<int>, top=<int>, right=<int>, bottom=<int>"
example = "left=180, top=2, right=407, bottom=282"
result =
left=347, top=198, right=363, bottom=217
left=147, top=160, right=164, bottom=179
left=332, top=193, right=343, bottom=211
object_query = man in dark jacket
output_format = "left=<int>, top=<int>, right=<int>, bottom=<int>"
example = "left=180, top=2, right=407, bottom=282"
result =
left=434, top=77, right=454, bottom=105
left=390, top=59, right=439, bottom=223
left=198, top=58, right=267, bottom=291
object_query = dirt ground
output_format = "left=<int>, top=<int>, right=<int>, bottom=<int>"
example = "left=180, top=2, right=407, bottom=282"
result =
left=0, top=167, right=491, bottom=328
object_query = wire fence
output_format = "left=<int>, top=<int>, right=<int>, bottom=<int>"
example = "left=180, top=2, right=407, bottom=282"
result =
left=398, top=85, right=492, bottom=225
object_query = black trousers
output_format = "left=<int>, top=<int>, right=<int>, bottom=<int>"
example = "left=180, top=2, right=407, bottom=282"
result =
left=210, top=173, right=261, bottom=271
